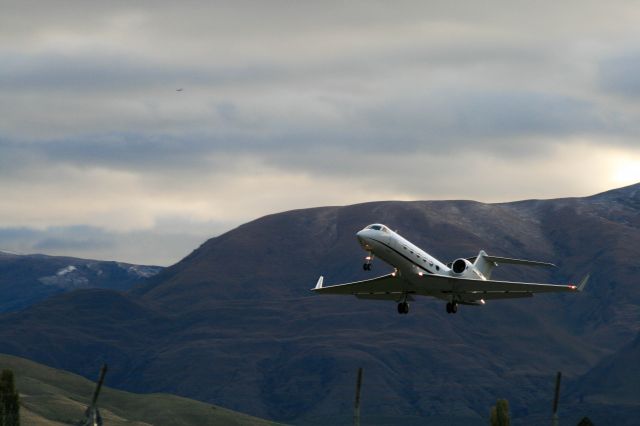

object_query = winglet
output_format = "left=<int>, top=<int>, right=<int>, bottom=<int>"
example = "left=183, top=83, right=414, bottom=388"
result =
left=577, top=273, right=590, bottom=292
left=313, top=276, right=324, bottom=290
left=569, top=273, right=590, bottom=292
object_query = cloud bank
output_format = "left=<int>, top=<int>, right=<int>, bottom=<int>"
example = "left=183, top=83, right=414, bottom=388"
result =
left=2, top=1, right=640, bottom=264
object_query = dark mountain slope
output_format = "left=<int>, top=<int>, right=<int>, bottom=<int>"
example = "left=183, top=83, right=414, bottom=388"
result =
left=0, top=252, right=162, bottom=312
left=0, top=183, right=638, bottom=425
left=523, top=329, right=640, bottom=424
left=568, top=330, right=640, bottom=405
left=0, top=289, right=172, bottom=384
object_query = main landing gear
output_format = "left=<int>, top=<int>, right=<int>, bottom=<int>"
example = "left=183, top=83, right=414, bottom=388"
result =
left=445, top=302, right=458, bottom=314
left=397, top=301, right=409, bottom=315
left=363, top=254, right=373, bottom=271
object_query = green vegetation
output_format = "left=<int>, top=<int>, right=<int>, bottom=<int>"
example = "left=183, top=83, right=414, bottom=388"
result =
left=0, top=369, right=20, bottom=426
left=489, top=399, right=510, bottom=426
left=0, top=354, right=281, bottom=426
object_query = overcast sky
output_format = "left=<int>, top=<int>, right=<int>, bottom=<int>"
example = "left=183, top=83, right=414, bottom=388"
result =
left=2, top=1, right=640, bottom=265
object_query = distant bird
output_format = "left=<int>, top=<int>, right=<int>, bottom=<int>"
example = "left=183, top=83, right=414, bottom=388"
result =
left=176, top=88, right=184, bottom=92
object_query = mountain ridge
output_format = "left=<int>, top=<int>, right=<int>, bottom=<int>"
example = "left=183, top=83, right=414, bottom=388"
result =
left=0, top=183, right=638, bottom=424
left=0, top=252, right=163, bottom=313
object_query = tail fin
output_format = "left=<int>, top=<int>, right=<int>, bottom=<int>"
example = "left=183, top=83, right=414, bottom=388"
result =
left=473, top=250, right=496, bottom=279
left=472, top=251, right=556, bottom=279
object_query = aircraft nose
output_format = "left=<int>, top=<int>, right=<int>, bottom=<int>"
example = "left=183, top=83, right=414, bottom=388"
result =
left=356, top=229, right=369, bottom=246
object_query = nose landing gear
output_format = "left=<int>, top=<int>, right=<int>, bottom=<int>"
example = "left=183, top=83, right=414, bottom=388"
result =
left=445, top=302, right=458, bottom=314
left=363, top=254, right=373, bottom=271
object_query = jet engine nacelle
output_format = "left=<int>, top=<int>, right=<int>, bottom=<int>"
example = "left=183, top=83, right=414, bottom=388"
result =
left=451, top=258, right=473, bottom=275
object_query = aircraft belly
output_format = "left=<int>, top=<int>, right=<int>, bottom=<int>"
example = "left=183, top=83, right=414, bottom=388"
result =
left=406, top=274, right=448, bottom=292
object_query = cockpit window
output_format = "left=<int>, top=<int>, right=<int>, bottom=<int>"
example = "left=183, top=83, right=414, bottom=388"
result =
left=367, top=224, right=391, bottom=233
left=367, top=224, right=391, bottom=232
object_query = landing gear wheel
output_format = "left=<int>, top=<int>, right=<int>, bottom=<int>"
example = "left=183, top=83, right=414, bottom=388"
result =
left=446, top=302, right=452, bottom=314
left=451, top=302, right=458, bottom=314
left=363, top=254, right=373, bottom=271
left=397, top=302, right=409, bottom=314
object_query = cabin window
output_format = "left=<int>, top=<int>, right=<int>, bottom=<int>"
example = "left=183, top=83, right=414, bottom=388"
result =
left=436, top=265, right=440, bottom=271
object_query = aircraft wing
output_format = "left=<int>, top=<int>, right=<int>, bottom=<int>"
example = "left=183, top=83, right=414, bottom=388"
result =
left=312, top=272, right=588, bottom=303
left=415, top=273, right=589, bottom=302
left=312, top=274, right=409, bottom=300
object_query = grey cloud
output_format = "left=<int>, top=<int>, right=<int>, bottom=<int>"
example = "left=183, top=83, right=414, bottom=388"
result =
left=259, top=90, right=613, bottom=163
left=0, top=52, right=281, bottom=93
left=0, top=9, right=560, bottom=98
left=363, top=90, right=605, bottom=142
left=40, top=134, right=217, bottom=171
left=0, top=227, right=41, bottom=242
left=598, top=52, right=640, bottom=99
left=0, top=133, right=249, bottom=177
left=0, top=87, right=628, bottom=182
left=1, top=226, right=114, bottom=255
left=0, top=1, right=624, bottom=42
left=33, top=228, right=115, bottom=252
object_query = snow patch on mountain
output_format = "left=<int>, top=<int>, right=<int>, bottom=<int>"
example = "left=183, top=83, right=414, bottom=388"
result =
left=56, top=265, right=77, bottom=276
left=122, top=264, right=162, bottom=278
left=39, top=266, right=89, bottom=289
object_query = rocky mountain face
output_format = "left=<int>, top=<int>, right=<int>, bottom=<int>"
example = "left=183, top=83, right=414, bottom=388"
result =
left=0, top=184, right=638, bottom=425
left=0, top=252, right=162, bottom=312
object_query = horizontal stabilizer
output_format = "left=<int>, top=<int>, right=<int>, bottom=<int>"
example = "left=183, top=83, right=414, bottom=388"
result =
left=482, top=255, right=556, bottom=268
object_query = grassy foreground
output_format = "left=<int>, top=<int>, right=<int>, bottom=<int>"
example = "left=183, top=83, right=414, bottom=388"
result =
left=0, top=353, right=282, bottom=426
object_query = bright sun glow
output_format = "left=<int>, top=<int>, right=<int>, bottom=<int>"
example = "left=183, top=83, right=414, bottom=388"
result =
left=612, top=157, right=640, bottom=185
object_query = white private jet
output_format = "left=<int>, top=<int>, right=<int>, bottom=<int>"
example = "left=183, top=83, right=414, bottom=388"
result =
left=313, top=224, right=589, bottom=314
